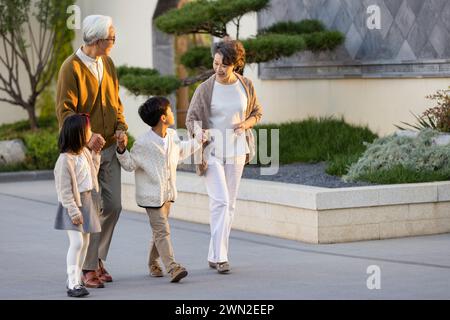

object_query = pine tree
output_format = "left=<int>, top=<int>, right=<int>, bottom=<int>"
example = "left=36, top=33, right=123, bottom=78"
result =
left=118, top=0, right=344, bottom=98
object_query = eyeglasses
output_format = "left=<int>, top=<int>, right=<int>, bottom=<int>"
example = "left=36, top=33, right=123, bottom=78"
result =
left=101, top=37, right=116, bottom=44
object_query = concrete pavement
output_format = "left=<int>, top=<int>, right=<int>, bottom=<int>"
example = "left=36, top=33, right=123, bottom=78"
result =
left=1, top=180, right=450, bottom=300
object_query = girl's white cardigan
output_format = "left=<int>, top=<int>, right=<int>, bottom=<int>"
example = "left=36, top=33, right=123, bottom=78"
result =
left=54, top=148, right=101, bottom=218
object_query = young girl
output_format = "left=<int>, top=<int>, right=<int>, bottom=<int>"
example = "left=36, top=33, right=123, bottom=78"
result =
left=54, top=114, right=101, bottom=297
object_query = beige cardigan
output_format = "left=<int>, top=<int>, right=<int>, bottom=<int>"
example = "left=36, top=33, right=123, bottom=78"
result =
left=185, top=73, right=263, bottom=175
left=54, top=148, right=101, bottom=218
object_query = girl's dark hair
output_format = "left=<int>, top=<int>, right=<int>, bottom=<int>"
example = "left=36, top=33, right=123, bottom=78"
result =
left=58, top=114, right=90, bottom=154
left=138, top=96, right=170, bottom=127
left=213, top=40, right=246, bottom=74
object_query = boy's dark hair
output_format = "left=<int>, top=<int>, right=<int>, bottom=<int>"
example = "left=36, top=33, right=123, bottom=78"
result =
left=138, top=96, right=170, bottom=127
left=58, top=114, right=90, bottom=154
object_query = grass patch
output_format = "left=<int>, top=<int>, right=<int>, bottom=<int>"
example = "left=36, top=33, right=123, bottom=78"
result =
left=254, top=117, right=378, bottom=175
left=356, top=165, right=450, bottom=184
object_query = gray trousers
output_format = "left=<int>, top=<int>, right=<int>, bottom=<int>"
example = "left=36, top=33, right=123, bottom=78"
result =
left=83, top=144, right=122, bottom=270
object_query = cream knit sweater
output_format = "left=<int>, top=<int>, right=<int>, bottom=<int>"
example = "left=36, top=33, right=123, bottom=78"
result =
left=54, top=148, right=101, bottom=218
left=117, top=128, right=201, bottom=207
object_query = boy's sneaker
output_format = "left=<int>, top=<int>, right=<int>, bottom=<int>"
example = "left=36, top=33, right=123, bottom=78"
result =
left=67, top=284, right=89, bottom=298
left=150, top=264, right=164, bottom=277
left=208, top=261, right=217, bottom=269
left=169, top=265, right=188, bottom=283
left=217, top=262, right=231, bottom=274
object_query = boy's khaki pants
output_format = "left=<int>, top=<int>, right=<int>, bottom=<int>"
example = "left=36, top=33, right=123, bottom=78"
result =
left=146, top=202, right=178, bottom=273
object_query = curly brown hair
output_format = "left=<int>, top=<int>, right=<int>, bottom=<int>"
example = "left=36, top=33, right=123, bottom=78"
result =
left=213, top=40, right=246, bottom=75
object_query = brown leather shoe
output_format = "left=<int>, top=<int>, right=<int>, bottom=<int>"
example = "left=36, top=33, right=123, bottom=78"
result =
left=81, top=270, right=104, bottom=288
left=97, top=260, right=113, bottom=283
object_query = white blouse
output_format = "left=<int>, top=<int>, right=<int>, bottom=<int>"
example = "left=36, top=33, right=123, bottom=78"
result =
left=209, top=80, right=249, bottom=159
left=73, top=153, right=93, bottom=193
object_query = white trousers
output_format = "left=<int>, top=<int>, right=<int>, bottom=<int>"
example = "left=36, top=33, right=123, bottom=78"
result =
left=204, top=155, right=245, bottom=263
left=66, top=231, right=90, bottom=289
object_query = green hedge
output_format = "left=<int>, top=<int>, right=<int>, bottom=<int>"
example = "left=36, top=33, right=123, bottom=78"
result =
left=23, top=129, right=60, bottom=170
left=0, top=115, right=135, bottom=172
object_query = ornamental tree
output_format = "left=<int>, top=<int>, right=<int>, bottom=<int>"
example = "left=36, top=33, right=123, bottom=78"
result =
left=118, top=0, right=344, bottom=99
left=0, top=0, right=74, bottom=130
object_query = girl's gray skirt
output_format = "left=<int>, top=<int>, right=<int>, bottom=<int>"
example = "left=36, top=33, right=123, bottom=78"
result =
left=54, top=190, right=101, bottom=233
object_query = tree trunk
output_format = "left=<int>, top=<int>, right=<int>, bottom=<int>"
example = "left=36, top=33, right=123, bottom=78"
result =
left=25, top=105, right=39, bottom=131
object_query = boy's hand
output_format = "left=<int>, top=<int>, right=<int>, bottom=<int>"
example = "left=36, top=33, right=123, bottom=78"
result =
left=71, top=214, right=83, bottom=225
left=195, top=129, right=208, bottom=143
left=116, top=130, right=128, bottom=152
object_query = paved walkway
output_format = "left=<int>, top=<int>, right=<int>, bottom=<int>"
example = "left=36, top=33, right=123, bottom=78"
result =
left=1, top=180, right=450, bottom=300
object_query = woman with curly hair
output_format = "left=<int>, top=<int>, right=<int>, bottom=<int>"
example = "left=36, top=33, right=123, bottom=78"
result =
left=186, top=40, right=263, bottom=274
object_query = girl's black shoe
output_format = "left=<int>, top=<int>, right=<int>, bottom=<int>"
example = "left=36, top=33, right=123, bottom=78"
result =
left=67, top=285, right=89, bottom=298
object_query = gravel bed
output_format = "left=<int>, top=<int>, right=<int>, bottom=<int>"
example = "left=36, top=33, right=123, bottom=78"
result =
left=178, top=162, right=374, bottom=188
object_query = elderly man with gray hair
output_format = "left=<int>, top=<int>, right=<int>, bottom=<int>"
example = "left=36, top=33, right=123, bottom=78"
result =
left=56, top=15, right=128, bottom=289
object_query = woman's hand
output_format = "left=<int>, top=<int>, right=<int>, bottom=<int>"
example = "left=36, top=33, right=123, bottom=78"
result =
left=234, top=116, right=257, bottom=135
left=71, top=214, right=83, bottom=225
left=233, top=121, right=247, bottom=135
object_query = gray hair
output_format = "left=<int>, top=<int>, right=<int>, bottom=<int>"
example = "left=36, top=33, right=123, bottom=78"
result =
left=82, top=15, right=113, bottom=45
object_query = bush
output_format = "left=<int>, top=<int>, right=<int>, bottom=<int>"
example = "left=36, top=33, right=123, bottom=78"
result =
left=395, top=87, right=450, bottom=132
left=23, top=129, right=60, bottom=170
left=0, top=116, right=59, bottom=171
left=0, top=115, right=136, bottom=172
left=345, top=129, right=450, bottom=183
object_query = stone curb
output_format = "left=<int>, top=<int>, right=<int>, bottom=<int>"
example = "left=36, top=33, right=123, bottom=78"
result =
left=0, top=170, right=53, bottom=183
left=122, top=170, right=450, bottom=211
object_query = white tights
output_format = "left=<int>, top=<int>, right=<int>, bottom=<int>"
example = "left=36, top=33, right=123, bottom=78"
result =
left=66, top=230, right=90, bottom=289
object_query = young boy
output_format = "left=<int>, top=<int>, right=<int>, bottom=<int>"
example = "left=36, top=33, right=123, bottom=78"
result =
left=116, top=96, right=205, bottom=283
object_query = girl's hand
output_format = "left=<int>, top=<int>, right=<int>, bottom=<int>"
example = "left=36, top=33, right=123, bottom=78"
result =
left=71, top=214, right=83, bottom=225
